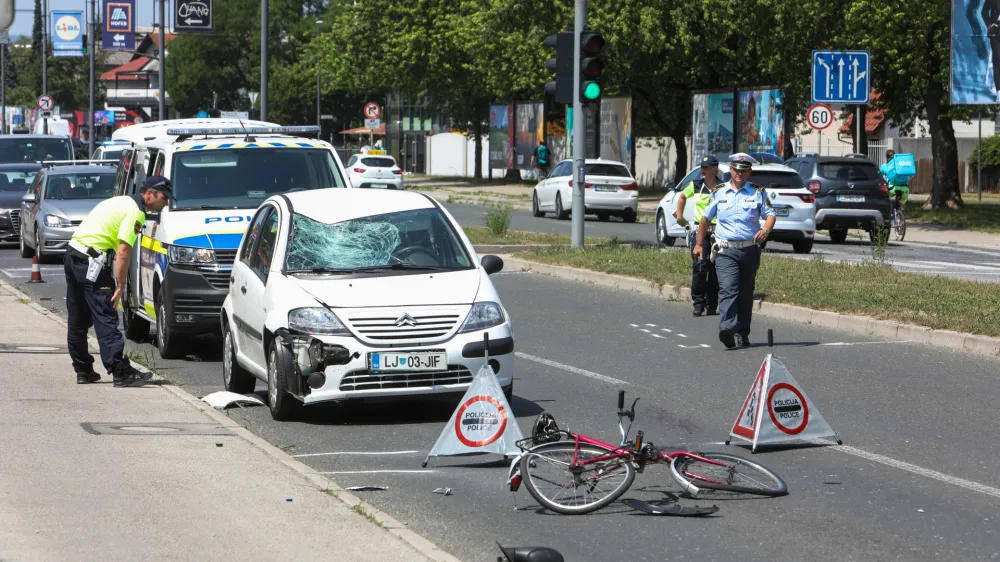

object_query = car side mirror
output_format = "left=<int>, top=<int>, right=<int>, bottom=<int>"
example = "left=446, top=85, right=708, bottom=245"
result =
left=665, top=181, right=676, bottom=191
left=21, top=192, right=36, bottom=204
left=481, top=254, right=504, bottom=275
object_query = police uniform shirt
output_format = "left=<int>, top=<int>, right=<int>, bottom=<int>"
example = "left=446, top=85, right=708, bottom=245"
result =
left=702, top=181, right=775, bottom=241
left=72, top=194, right=147, bottom=252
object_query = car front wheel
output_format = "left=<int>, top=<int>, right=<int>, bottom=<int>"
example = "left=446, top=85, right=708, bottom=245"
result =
left=223, top=323, right=257, bottom=394
left=267, top=342, right=302, bottom=421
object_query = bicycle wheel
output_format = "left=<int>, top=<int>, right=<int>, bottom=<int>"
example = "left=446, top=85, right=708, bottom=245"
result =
left=520, top=441, right=635, bottom=515
left=670, top=452, right=787, bottom=497
left=894, top=209, right=906, bottom=241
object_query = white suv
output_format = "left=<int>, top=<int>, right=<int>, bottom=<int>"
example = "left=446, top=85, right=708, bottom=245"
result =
left=220, top=188, right=514, bottom=420
left=654, top=162, right=817, bottom=254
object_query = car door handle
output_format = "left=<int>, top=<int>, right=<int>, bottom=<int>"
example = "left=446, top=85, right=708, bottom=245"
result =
left=240, top=285, right=247, bottom=294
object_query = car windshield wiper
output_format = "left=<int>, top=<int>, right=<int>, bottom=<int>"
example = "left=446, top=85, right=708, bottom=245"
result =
left=351, top=263, right=448, bottom=272
left=287, top=267, right=354, bottom=274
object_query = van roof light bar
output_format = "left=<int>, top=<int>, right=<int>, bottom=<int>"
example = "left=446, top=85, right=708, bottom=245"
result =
left=165, top=126, right=321, bottom=141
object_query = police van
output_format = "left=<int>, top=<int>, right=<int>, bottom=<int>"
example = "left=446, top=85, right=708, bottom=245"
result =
left=110, top=119, right=350, bottom=358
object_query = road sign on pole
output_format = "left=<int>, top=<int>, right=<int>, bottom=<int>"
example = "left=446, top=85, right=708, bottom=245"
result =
left=806, top=104, right=833, bottom=130
left=37, top=95, right=54, bottom=111
left=363, top=102, right=381, bottom=119
left=174, top=0, right=214, bottom=33
left=811, top=50, right=870, bottom=104
left=103, top=0, right=136, bottom=51
left=364, top=118, right=380, bottom=130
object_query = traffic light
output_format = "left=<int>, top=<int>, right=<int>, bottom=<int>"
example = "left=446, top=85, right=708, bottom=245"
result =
left=544, top=32, right=574, bottom=105
left=579, top=31, right=605, bottom=105
left=82, top=34, right=87, bottom=54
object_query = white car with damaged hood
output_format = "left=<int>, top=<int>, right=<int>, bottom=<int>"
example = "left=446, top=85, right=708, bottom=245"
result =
left=221, top=188, right=514, bottom=420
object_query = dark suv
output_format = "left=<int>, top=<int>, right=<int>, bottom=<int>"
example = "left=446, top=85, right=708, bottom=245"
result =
left=784, top=153, right=890, bottom=243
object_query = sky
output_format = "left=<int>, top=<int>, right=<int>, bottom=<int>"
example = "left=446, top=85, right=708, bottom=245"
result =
left=9, top=0, right=158, bottom=41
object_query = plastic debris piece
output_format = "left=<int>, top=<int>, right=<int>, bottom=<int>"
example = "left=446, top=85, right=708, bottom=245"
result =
left=216, top=442, right=224, bottom=447
left=286, top=498, right=293, bottom=502
left=917, top=509, right=925, bottom=513
left=346, top=486, right=388, bottom=492
left=432, top=487, right=452, bottom=496
left=201, top=391, right=265, bottom=409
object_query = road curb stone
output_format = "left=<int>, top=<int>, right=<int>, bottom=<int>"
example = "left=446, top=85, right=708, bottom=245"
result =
left=0, top=280, right=462, bottom=562
left=504, top=256, right=1000, bottom=359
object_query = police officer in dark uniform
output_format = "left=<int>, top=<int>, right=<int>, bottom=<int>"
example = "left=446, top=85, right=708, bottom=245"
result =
left=693, top=154, right=775, bottom=349
left=675, top=155, right=723, bottom=316
left=66, top=176, right=172, bottom=385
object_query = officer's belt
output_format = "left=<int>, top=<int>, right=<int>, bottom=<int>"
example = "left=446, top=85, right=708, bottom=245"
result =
left=715, top=239, right=756, bottom=249
left=69, top=239, right=106, bottom=258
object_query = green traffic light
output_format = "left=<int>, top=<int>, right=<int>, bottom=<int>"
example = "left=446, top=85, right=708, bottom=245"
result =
left=583, top=82, right=601, bottom=101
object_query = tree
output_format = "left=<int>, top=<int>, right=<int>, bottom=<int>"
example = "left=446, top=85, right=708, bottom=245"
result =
left=843, top=0, right=965, bottom=208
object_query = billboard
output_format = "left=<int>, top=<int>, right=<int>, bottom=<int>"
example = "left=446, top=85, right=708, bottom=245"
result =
left=489, top=104, right=513, bottom=169
left=52, top=11, right=84, bottom=57
left=951, top=0, right=1000, bottom=104
left=691, top=91, right=735, bottom=165
left=599, top=97, right=632, bottom=168
left=736, top=89, right=784, bottom=156
left=514, top=102, right=543, bottom=170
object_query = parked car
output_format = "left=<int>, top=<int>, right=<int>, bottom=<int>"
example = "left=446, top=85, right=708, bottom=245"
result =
left=220, top=188, right=514, bottom=420
left=784, top=153, right=890, bottom=243
left=19, top=164, right=117, bottom=261
left=531, top=159, right=639, bottom=222
left=346, top=153, right=403, bottom=189
left=0, top=164, right=42, bottom=244
left=655, top=162, right=817, bottom=253
left=91, top=140, right=131, bottom=164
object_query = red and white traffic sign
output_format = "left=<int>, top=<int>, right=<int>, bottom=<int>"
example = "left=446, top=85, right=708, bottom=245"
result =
left=363, top=102, right=381, bottom=119
left=37, top=94, right=54, bottom=111
left=454, top=394, right=508, bottom=447
left=807, top=103, right=833, bottom=130
left=767, top=382, right=809, bottom=435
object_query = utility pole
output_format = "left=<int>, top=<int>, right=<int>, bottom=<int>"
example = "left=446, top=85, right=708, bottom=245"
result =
left=158, top=0, right=165, bottom=121
left=315, top=19, right=322, bottom=129
left=88, top=0, right=95, bottom=155
left=2, top=45, right=6, bottom=134
left=570, top=0, right=586, bottom=248
left=260, top=0, right=268, bottom=121
left=41, top=0, right=47, bottom=95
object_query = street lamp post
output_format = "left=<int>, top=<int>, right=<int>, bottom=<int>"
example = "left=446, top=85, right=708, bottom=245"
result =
left=316, top=20, right=322, bottom=130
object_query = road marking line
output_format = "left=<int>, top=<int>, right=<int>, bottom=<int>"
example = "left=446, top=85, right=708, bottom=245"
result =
left=515, top=352, right=628, bottom=385
left=640, top=328, right=651, bottom=333
left=917, top=260, right=1000, bottom=272
left=891, top=261, right=942, bottom=270
left=677, top=334, right=687, bottom=338
left=293, top=450, right=420, bottom=458
left=645, top=323, right=657, bottom=327
left=678, top=344, right=710, bottom=349
left=660, top=328, right=672, bottom=332
left=820, top=340, right=910, bottom=347
left=818, top=441, right=1000, bottom=500
left=319, top=470, right=438, bottom=475
left=630, top=324, right=639, bottom=327
left=650, top=334, right=664, bottom=339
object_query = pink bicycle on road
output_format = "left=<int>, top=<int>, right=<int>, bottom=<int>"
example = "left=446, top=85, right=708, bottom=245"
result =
left=509, top=391, right=788, bottom=515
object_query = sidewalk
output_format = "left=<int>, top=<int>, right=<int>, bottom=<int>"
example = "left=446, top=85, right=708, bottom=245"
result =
left=0, top=283, right=440, bottom=561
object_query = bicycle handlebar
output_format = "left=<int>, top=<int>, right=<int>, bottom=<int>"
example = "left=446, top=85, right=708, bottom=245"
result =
left=618, top=390, right=625, bottom=410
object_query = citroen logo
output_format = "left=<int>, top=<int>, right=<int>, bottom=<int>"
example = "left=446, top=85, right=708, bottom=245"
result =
left=395, top=313, right=417, bottom=327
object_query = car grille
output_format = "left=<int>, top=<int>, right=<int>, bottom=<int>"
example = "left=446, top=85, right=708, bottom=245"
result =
left=345, top=311, right=463, bottom=343
left=195, top=249, right=238, bottom=290
left=174, top=297, right=220, bottom=317
left=339, top=365, right=473, bottom=392
left=10, top=210, right=19, bottom=232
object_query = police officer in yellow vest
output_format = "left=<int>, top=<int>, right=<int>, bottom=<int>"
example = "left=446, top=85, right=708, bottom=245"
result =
left=674, top=155, right=723, bottom=316
left=65, top=176, right=172, bottom=386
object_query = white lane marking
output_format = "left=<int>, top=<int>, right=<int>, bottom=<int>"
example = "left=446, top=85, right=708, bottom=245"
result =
left=630, top=324, right=639, bottom=327
left=820, top=340, right=911, bottom=347
left=650, top=334, right=664, bottom=339
left=293, top=450, right=420, bottom=458
left=660, top=328, right=672, bottom=332
left=515, top=352, right=628, bottom=385
left=678, top=344, right=710, bottom=349
left=819, top=441, right=1000, bottom=500
left=640, top=328, right=651, bottom=333
left=319, top=470, right=438, bottom=475
left=917, top=260, right=1000, bottom=272
left=645, top=323, right=657, bottom=327
left=891, top=261, right=942, bottom=270
left=677, top=334, right=688, bottom=338
left=901, top=241, right=1000, bottom=257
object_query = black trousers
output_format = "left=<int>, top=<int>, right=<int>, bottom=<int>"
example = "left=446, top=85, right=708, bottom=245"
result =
left=688, top=229, right=718, bottom=310
left=715, top=245, right=761, bottom=337
left=64, top=248, right=127, bottom=375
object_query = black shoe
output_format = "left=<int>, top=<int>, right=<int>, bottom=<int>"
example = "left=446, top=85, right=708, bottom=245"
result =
left=735, top=334, right=751, bottom=348
left=693, top=307, right=704, bottom=317
left=113, top=364, right=153, bottom=387
left=706, top=308, right=718, bottom=316
left=719, top=329, right=736, bottom=349
left=76, top=372, right=101, bottom=384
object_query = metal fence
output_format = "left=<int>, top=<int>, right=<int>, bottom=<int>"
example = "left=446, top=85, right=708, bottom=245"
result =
left=868, top=139, right=888, bottom=165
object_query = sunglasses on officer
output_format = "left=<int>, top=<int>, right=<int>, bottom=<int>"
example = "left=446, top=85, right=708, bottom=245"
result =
left=731, top=166, right=752, bottom=174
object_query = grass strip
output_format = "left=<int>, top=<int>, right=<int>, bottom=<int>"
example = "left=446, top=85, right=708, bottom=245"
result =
left=463, top=227, right=608, bottom=246
left=905, top=199, right=1000, bottom=234
left=519, top=246, right=1000, bottom=337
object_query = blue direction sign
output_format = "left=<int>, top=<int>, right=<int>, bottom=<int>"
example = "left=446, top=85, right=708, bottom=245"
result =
left=103, top=0, right=136, bottom=51
left=811, top=50, right=870, bottom=104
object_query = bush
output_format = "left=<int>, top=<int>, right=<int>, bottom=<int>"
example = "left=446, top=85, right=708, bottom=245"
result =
left=482, top=204, right=513, bottom=237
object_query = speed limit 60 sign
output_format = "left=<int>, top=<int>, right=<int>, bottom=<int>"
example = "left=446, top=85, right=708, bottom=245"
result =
left=807, top=104, right=833, bottom=130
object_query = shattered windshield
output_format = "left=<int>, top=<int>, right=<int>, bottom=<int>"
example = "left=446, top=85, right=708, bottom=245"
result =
left=284, top=208, right=473, bottom=273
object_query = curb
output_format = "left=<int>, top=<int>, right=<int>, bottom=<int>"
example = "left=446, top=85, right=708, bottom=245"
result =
left=472, top=243, right=631, bottom=254
left=0, top=281, right=461, bottom=562
left=502, top=257, right=1000, bottom=359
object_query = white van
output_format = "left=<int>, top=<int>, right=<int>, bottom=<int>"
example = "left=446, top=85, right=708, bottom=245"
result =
left=110, top=119, right=351, bottom=359
left=33, top=116, right=72, bottom=137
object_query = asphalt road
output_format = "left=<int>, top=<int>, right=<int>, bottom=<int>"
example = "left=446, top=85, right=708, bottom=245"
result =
left=443, top=203, right=1000, bottom=282
left=5, top=245, right=999, bottom=561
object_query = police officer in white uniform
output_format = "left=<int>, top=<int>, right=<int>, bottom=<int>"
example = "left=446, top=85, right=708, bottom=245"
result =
left=693, top=153, right=776, bottom=349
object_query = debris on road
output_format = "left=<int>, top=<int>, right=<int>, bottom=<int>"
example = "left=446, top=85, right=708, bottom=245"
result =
left=346, top=486, right=388, bottom=492
left=433, top=487, right=453, bottom=496
left=201, top=391, right=265, bottom=409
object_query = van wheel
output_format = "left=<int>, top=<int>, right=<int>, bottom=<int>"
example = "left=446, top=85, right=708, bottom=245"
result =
left=123, top=282, right=150, bottom=342
left=155, top=294, right=185, bottom=359
left=267, top=342, right=302, bottom=421
left=223, top=322, right=257, bottom=394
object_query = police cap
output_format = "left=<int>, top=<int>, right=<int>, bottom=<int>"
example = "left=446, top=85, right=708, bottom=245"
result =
left=728, top=152, right=758, bottom=171
left=142, top=175, right=173, bottom=199
left=700, top=155, right=720, bottom=168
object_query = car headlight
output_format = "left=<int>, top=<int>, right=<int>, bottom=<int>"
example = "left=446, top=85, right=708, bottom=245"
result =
left=168, top=245, right=216, bottom=264
left=288, top=307, right=351, bottom=336
left=44, top=214, right=72, bottom=227
left=459, top=302, right=506, bottom=333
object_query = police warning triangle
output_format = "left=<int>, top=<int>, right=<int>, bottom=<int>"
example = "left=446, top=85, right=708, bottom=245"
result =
left=727, top=354, right=841, bottom=452
left=422, top=363, right=524, bottom=467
